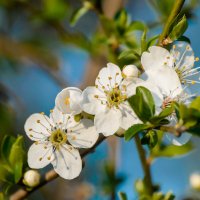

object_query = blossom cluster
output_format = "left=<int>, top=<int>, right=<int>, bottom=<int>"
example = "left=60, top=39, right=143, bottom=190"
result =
left=25, top=41, right=199, bottom=180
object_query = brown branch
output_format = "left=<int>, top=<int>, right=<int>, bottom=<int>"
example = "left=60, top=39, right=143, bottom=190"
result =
left=10, top=135, right=106, bottom=200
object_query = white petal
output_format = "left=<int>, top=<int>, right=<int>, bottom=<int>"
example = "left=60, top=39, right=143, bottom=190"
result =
left=81, top=86, right=107, bottom=115
left=119, top=102, right=141, bottom=130
left=52, top=144, right=82, bottom=180
left=24, top=113, right=52, bottom=141
left=28, top=142, right=53, bottom=169
left=94, top=108, right=122, bottom=136
left=95, top=63, right=122, bottom=90
left=170, top=41, right=195, bottom=70
left=68, top=119, right=99, bottom=148
left=141, top=46, right=174, bottom=71
left=55, top=87, right=82, bottom=115
left=166, top=132, right=191, bottom=146
left=50, top=108, right=77, bottom=129
left=143, top=67, right=182, bottom=97
left=120, top=78, right=143, bottom=97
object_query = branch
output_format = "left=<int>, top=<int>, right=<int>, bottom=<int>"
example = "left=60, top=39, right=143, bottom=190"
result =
left=158, top=0, right=185, bottom=45
left=10, top=135, right=106, bottom=200
left=160, top=125, right=187, bottom=137
left=134, top=135, right=154, bottom=195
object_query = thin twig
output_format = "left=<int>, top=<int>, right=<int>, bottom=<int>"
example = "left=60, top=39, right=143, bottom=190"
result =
left=10, top=135, right=106, bottom=200
left=134, top=135, right=154, bottom=195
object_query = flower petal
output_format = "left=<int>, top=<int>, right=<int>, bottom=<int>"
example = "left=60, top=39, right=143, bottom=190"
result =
left=55, top=87, right=82, bottom=115
left=50, top=108, right=78, bottom=129
left=95, top=63, right=122, bottom=90
left=166, top=132, right=191, bottom=146
left=119, top=102, right=141, bottom=130
left=143, top=66, right=182, bottom=97
left=141, top=46, right=174, bottom=71
left=28, top=142, right=53, bottom=169
left=94, top=108, right=122, bottom=136
left=52, top=144, right=82, bottom=180
left=81, top=86, right=107, bottom=115
left=24, top=113, right=52, bottom=141
left=68, top=119, right=99, bottom=148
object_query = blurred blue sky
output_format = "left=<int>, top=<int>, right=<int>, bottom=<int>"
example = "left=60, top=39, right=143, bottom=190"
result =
left=1, top=0, right=200, bottom=199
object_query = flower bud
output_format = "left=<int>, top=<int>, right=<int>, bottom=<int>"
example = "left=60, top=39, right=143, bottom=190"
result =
left=23, top=170, right=40, bottom=187
left=190, top=173, right=200, bottom=190
left=122, top=65, right=139, bottom=79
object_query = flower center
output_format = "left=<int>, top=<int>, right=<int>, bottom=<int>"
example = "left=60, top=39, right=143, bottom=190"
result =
left=106, top=88, right=127, bottom=108
left=50, top=129, right=67, bottom=149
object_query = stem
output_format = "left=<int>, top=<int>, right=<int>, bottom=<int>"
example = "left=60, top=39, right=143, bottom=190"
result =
left=10, top=135, right=106, bottom=200
left=134, top=135, right=153, bottom=195
left=158, top=0, right=185, bottom=45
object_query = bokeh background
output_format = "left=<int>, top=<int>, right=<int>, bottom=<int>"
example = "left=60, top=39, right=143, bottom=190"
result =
left=1, top=0, right=200, bottom=199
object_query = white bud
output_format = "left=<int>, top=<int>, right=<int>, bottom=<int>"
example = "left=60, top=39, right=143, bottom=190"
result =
left=190, top=173, right=200, bottom=190
left=23, top=170, right=40, bottom=187
left=122, top=65, right=139, bottom=79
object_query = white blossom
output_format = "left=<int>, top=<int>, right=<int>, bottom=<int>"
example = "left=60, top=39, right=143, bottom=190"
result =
left=81, top=63, right=142, bottom=136
left=24, top=108, right=98, bottom=179
left=141, top=47, right=194, bottom=146
left=141, top=41, right=200, bottom=86
left=55, top=87, right=82, bottom=115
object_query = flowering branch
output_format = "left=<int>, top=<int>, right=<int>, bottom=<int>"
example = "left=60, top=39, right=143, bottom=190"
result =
left=158, top=0, right=185, bottom=45
left=10, top=135, right=106, bottom=200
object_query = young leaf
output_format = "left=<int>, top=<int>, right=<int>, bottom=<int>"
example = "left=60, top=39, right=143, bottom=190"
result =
left=126, top=21, right=147, bottom=33
left=168, top=15, right=188, bottom=41
left=141, top=29, right=147, bottom=53
left=151, top=142, right=193, bottom=158
left=70, top=2, right=92, bottom=26
left=190, top=96, right=200, bottom=111
left=1, top=135, right=15, bottom=163
left=141, top=130, right=158, bottom=148
left=128, top=86, right=155, bottom=122
left=125, top=124, right=151, bottom=141
left=118, top=192, right=127, bottom=200
left=9, top=136, right=25, bottom=166
left=150, top=106, right=174, bottom=125
left=115, top=9, right=128, bottom=33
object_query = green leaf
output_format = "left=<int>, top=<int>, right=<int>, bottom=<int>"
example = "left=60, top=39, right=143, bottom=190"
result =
left=169, top=15, right=188, bottom=41
left=141, top=29, right=147, bottom=53
left=125, top=124, right=151, bottom=141
left=1, top=135, right=15, bottom=163
left=152, top=142, right=193, bottom=158
left=115, top=9, right=128, bottom=33
left=8, top=136, right=25, bottom=183
left=190, top=96, right=200, bottom=111
left=0, top=164, right=13, bottom=183
left=150, top=106, right=174, bottom=125
left=9, top=136, right=25, bottom=166
left=118, top=192, right=127, bottom=200
left=127, top=21, right=147, bottom=33
left=147, top=35, right=159, bottom=48
left=128, top=86, right=155, bottom=122
left=70, top=1, right=92, bottom=26
left=118, top=49, right=140, bottom=60
left=141, top=130, right=158, bottom=148
left=164, top=192, right=175, bottom=200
